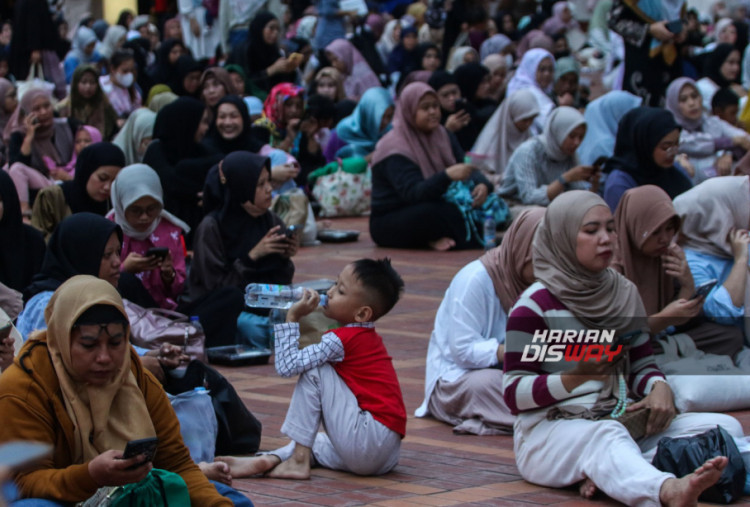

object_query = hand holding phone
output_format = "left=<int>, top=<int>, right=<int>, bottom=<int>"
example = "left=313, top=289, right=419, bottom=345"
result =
left=145, top=247, right=169, bottom=260
left=690, top=279, right=717, bottom=300
left=121, top=437, right=158, bottom=470
left=285, top=225, right=299, bottom=239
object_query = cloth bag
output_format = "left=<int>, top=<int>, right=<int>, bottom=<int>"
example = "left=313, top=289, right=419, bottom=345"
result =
left=309, top=158, right=371, bottom=217
left=164, top=360, right=262, bottom=455
left=653, top=333, right=750, bottom=412
left=78, top=469, right=190, bottom=507
left=123, top=300, right=206, bottom=362
left=652, top=425, right=746, bottom=504
left=168, top=388, right=218, bottom=463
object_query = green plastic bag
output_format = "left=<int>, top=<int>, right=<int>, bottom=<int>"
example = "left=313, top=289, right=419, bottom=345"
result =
left=81, top=469, right=191, bottom=507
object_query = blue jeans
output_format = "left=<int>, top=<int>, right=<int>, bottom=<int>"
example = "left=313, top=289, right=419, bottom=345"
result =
left=236, top=311, right=272, bottom=349
left=212, top=481, right=253, bottom=506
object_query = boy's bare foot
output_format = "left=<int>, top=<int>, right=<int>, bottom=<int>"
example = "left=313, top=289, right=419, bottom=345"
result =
left=266, top=444, right=311, bottom=480
left=659, top=456, right=728, bottom=507
left=429, top=237, right=456, bottom=251
left=199, top=461, right=232, bottom=485
left=215, top=455, right=281, bottom=478
left=579, top=477, right=596, bottom=499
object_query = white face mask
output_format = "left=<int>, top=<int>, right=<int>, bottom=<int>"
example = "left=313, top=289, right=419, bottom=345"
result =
left=117, top=72, right=134, bottom=88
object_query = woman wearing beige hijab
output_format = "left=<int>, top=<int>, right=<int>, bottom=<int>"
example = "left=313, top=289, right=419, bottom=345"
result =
left=0, top=275, right=233, bottom=505
left=674, top=175, right=750, bottom=346
left=504, top=190, right=742, bottom=504
left=416, top=208, right=544, bottom=434
left=613, top=185, right=744, bottom=356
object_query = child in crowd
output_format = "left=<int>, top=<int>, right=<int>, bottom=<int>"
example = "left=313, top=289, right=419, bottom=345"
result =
left=711, top=87, right=741, bottom=127
left=291, top=93, right=336, bottom=189
left=218, top=258, right=407, bottom=478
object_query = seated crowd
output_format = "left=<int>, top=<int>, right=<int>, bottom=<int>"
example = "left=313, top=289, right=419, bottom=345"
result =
left=3, top=0, right=750, bottom=505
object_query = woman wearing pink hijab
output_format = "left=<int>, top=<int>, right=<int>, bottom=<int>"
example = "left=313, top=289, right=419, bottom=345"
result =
left=369, top=82, right=492, bottom=251
left=325, top=38, right=382, bottom=101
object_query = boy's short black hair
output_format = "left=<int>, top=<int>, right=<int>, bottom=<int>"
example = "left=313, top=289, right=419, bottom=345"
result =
left=351, top=258, right=404, bottom=320
left=712, top=87, right=740, bottom=110
left=304, top=94, right=336, bottom=122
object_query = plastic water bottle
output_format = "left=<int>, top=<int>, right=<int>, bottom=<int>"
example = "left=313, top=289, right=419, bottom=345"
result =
left=483, top=211, right=496, bottom=250
left=244, top=284, right=328, bottom=309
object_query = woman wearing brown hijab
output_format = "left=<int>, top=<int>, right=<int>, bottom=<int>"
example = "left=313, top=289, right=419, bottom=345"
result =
left=416, top=208, right=545, bottom=434
left=612, top=185, right=744, bottom=356
left=0, top=275, right=233, bottom=505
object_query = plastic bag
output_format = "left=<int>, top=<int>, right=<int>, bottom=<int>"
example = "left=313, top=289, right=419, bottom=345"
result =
left=651, top=425, right=746, bottom=504
left=168, top=388, right=218, bottom=463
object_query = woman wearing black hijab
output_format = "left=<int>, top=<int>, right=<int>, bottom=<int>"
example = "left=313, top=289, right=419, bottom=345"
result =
left=143, top=96, right=222, bottom=240
left=190, top=151, right=296, bottom=347
left=603, top=107, right=693, bottom=211
left=227, top=10, right=298, bottom=97
left=451, top=63, right=496, bottom=151
left=167, top=54, right=203, bottom=98
left=0, top=170, right=45, bottom=294
left=148, top=38, right=186, bottom=85
left=31, top=142, right=126, bottom=238
left=697, top=43, right=745, bottom=110
left=203, top=95, right=264, bottom=155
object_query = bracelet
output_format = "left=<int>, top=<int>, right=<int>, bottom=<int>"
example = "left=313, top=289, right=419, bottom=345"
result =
left=556, top=174, right=569, bottom=189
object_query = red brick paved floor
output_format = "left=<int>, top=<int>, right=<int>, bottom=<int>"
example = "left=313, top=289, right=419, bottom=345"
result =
left=215, top=216, right=750, bottom=506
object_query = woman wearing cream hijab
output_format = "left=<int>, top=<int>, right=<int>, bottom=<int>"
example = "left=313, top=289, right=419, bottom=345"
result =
left=504, top=190, right=744, bottom=504
left=0, top=276, right=233, bottom=505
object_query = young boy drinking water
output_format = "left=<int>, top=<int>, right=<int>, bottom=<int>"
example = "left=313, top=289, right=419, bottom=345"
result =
left=218, top=258, right=407, bottom=479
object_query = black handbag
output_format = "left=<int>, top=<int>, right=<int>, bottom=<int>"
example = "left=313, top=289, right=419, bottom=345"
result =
left=165, top=360, right=262, bottom=455
left=651, top=425, right=746, bottom=504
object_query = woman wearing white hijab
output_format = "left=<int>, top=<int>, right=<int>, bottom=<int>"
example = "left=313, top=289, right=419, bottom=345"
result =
left=506, top=48, right=556, bottom=134
left=498, top=106, right=598, bottom=206
left=113, top=108, right=156, bottom=165
left=108, top=164, right=189, bottom=310
left=471, top=89, right=540, bottom=185
left=446, top=46, right=478, bottom=72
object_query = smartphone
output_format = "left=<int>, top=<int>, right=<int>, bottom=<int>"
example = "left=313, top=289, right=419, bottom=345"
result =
left=0, top=441, right=52, bottom=469
left=666, top=19, right=684, bottom=34
left=122, top=437, right=158, bottom=469
left=285, top=225, right=299, bottom=238
left=0, top=322, right=11, bottom=340
left=31, top=117, right=39, bottom=126
left=614, top=330, right=641, bottom=347
left=593, top=155, right=608, bottom=168
left=454, top=98, right=467, bottom=111
left=145, top=247, right=169, bottom=260
left=691, top=279, right=718, bottom=300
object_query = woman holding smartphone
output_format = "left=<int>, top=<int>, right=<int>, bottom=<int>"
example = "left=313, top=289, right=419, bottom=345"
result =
left=108, top=164, right=190, bottom=311
left=0, top=275, right=242, bottom=505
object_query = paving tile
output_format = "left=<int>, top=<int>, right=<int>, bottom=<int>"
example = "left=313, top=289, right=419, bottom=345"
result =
left=214, top=215, right=750, bottom=507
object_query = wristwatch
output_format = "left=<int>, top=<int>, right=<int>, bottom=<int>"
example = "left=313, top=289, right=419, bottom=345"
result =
left=556, top=174, right=570, bottom=189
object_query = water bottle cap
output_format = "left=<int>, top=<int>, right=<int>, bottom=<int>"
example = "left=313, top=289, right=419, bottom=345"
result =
left=194, top=387, right=206, bottom=392
left=189, top=315, right=200, bottom=322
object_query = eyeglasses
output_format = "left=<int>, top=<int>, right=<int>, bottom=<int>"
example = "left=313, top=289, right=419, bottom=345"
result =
left=125, top=203, right=162, bottom=218
left=657, top=143, right=679, bottom=154
left=73, top=322, right=127, bottom=340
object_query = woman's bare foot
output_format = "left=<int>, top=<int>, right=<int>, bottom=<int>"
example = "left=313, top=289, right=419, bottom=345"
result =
left=266, top=445, right=311, bottom=480
left=428, top=237, right=456, bottom=251
left=199, top=461, right=232, bottom=485
left=659, top=456, right=728, bottom=507
left=215, top=455, right=280, bottom=478
left=579, top=477, right=596, bottom=499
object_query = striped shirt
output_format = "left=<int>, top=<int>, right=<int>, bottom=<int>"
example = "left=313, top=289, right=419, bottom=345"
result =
left=503, top=282, right=665, bottom=415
